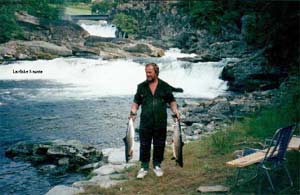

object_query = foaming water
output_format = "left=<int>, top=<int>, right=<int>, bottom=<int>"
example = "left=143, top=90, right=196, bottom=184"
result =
left=79, top=20, right=116, bottom=37
left=0, top=49, right=234, bottom=100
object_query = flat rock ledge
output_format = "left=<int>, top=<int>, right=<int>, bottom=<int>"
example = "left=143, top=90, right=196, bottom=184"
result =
left=46, top=142, right=140, bottom=194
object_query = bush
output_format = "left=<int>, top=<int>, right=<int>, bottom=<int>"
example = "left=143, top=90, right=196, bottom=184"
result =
left=189, top=1, right=222, bottom=34
left=24, top=0, right=64, bottom=20
left=91, top=0, right=117, bottom=14
left=0, top=5, right=23, bottom=43
left=112, top=13, right=138, bottom=35
left=0, top=0, right=63, bottom=43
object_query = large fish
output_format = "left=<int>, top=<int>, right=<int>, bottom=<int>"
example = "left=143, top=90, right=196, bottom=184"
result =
left=123, top=118, right=135, bottom=163
left=172, top=119, right=184, bottom=167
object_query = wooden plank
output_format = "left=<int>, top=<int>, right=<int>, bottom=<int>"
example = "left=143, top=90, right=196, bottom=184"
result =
left=197, top=185, right=229, bottom=193
left=227, top=136, right=299, bottom=168
left=288, top=136, right=300, bottom=150
left=226, top=151, right=266, bottom=168
left=226, top=147, right=277, bottom=168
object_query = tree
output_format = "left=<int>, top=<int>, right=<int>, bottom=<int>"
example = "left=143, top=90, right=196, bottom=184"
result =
left=112, top=13, right=138, bottom=35
left=0, top=5, right=23, bottom=43
left=0, top=0, right=64, bottom=43
left=91, top=0, right=117, bottom=14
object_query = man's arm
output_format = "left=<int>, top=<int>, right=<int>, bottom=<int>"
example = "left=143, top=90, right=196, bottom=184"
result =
left=170, top=101, right=180, bottom=120
left=129, top=102, right=139, bottom=121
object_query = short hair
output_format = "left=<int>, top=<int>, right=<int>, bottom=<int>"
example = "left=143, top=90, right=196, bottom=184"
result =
left=145, top=63, right=159, bottom=76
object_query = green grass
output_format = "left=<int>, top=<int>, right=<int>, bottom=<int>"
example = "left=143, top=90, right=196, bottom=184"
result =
left=81, top=77, right=300, bottom=195
left=64, top=3, right=91, bottom=15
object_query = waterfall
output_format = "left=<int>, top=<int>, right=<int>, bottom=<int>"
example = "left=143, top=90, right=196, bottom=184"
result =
left=0, top=49, right=231, bottom=100
left=79, top=20, right=117, bottom=37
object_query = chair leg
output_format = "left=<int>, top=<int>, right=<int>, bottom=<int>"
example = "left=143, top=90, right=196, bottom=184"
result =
left=256, top=168, right=262, bottom=195
left=234, top=168, right=241, bottom=186
left=234, top=166, right=258, bottom=187
left=283, top=164, right=293, bottom=187
left=264, top=169, right=276, bottom=193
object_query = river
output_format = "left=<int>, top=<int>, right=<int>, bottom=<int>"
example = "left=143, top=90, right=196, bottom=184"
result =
left=0, top=21, right=229, bottom=195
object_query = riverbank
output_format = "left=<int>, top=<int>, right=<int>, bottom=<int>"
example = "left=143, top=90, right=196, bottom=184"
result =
left=0, top=11, right=165, bottom=62
left=77, top=75, right=299, bottom=195
left=44, top=74, right=299, bottom=194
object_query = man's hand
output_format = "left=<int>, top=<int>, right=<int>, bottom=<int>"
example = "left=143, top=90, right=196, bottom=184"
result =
left=172, top=112, right=180, bottom=122
left=129, top=111, right=137, bottom=121
left=129, top=103, right=139, bottom=121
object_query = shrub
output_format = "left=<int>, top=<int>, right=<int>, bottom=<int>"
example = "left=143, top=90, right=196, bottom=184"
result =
left=112, top=13, right=138, bottom=35
left=0, top=5, right=23, bottom=43
left=91, top=0, right=117, bottom=14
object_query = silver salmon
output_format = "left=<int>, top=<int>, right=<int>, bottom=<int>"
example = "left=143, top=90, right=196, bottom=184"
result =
left=123, top=118, right=135, bottom=163
left=172, top=120, right=184, bottom=167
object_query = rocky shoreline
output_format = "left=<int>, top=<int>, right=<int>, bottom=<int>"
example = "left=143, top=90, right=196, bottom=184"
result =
left=0, top=12, right=164, bottom=62
left=5, top=75, right=294, bottom=195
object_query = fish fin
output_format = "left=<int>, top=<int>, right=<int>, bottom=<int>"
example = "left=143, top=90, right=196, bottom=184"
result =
left=176, top=160, right=184, bottom=167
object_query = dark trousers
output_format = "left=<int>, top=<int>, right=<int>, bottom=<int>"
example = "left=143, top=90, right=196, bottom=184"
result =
left=139, top=128, right=167, bottom=166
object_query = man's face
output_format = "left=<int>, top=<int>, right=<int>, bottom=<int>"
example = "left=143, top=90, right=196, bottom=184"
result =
left=145, top=65, right=157, bottom=82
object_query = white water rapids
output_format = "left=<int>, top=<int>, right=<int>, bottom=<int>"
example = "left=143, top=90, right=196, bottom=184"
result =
left=0, top=48, right=231, bottom=100
left=79, top=20, right=117, bottom=37
left=0, top=22, right=233, bottom=101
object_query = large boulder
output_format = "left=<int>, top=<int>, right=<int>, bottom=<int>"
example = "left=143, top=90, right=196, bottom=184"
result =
left=84, top=38, right=165, bottom=59
left=5, top=140, right=103, bottom=173
left=221, top=53, right=283, bottom=92
left=123, top=42, right=165, bottom=57
left=45, top=185, right=83, bottom=195
left=209, top=40, right=248, bottom=58
left=177, top=53, right=221, bottom=63
left=0, top=40, right=72, bottom=60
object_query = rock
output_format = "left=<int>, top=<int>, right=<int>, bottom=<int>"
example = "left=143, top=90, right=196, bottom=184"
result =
left=181, top=116, right=201, bottom=126
left=123, top=42, right=165, bottom=57
left=178, top=53, right=221, bottom=63
left=15, top=11, right=40, bottom=26
left=5, top=142, right=34, bottom=158
left=205, top=121, right=216, bottom=132
left=191, top=123, right=204, bottom=130
left=89, top=174, right=126, bottom=188
left=58, top=157, right=70, bottom=166
left=221, top=52, right=283, bottom=92
left=208, top=101, right=231, bottom=115
left=79, top=162, right=102, bottom=171
left=209, top=40, right=248, bottom=58
left=5, top=140, right=103, bottom=173
left=193, top=130, right=202, bottom=135
left=93, top=164, right=117, bottom=175
left=45, top=185, right=83, bottom=195
left=182, top=100, right=200, bottom=107
left=0, top=40, right=72, bottom=60
left=39, top=164, right=57, bottom=172
left=93, top=164, right=133, bottom=175
left=106, top=142, right=139, bottom=164
left=185, top=123, right=204, bottom=136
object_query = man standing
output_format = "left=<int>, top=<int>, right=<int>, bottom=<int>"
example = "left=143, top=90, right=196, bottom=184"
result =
left=129, top=63, right=180, bottom=179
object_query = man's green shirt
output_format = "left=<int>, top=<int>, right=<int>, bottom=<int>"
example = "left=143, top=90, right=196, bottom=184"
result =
left=134, top=79, right=175, bottom=129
